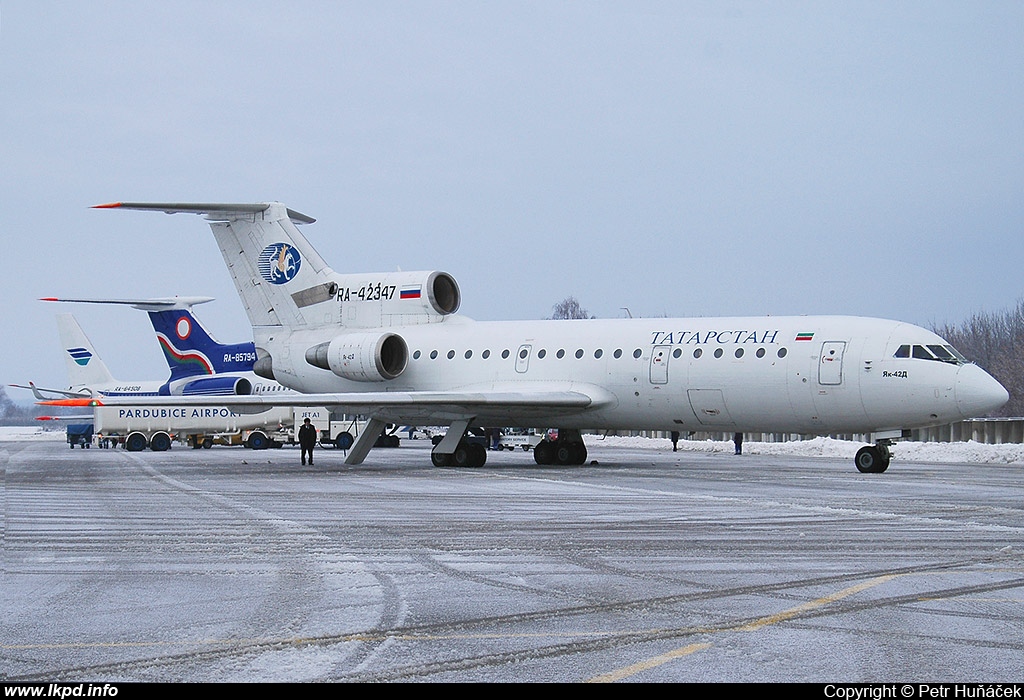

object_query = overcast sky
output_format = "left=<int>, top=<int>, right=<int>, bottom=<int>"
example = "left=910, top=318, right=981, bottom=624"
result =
left=2, top=2, right=1022, bottom=393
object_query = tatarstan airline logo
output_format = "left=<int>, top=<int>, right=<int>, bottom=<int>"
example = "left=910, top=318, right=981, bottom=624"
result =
left=257, top=242, right=301, bottom=285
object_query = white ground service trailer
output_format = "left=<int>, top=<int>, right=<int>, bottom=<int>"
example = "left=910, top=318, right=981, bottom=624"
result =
left=95, top=404, right=301, bottom=451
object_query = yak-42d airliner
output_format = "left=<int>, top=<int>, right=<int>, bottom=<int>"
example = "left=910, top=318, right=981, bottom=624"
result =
left=61, top=201, right=1007, bottom=472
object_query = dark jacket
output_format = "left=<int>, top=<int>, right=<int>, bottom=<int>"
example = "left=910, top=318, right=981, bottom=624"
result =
left=298, top=423, right=317, bottom=448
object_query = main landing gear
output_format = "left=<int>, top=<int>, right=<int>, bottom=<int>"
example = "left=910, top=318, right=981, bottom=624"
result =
left=430, top=419, right=489, bottom=468
left=855, top=441, right=892, bottom=473
left=533, top=429, right=588, bottom=466
left=431, top=440, right=488, bottom=468
left=430, top=425, right=590, bottom=468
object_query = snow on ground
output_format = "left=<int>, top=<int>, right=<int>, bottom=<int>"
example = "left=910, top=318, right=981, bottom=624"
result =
left=591, top=434, right=1024, bottom=465
left=0, top=426, right=65, bottom=441
left=3, top=424, right=1024, bottom=464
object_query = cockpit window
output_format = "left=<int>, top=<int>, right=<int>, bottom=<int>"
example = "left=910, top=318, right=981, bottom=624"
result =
left=945, top=345, right=968, bottom=363
left=894, top=343, right=966, bottom=365
left=927, top=345, right=956, bottom=362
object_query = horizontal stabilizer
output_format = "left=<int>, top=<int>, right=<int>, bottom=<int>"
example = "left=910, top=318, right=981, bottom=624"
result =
left=93, top=202, right=315, bottom=225
left=11, top=382, right=90, bottom=400
left=42, top=296, right=215, bottom=312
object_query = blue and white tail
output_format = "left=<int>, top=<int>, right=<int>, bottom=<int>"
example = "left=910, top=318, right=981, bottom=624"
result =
left=43, top=296, right=257, bottom=382
left=146, top=306, right=257, bottom=382
left=54, top=313, right=117, bottom=391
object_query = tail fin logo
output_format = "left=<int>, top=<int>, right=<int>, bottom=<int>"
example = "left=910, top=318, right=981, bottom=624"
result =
left=176, top=316, right=192, bottom=339
left=66, top=347, right=92, bottom=366
left=257, top=243, right=301, bottom=285
left=157, top=334, right=215, bottom=375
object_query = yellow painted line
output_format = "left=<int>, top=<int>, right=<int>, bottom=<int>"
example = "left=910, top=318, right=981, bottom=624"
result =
left=7, top=575, right=914, bottom=679
left=587, top=643, right=712, bottom=683
left=735, top=574, right=897, bottom=631
left=588, top=574, right=898, bottom=683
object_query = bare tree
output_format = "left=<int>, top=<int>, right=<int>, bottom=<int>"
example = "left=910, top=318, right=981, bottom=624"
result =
left=550, top=296, right=594, bottom=320
left=932, top=300, right=1024, bottom=416
left=0, top=386, right=49, bottom=425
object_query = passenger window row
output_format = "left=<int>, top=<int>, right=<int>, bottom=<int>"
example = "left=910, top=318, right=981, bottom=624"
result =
left=411, top=346, right=789, bottom=361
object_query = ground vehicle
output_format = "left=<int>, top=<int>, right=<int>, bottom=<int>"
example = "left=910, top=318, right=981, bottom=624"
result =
left=495, top=430, right=543, bottom=451
left=67, top=423, right=93, bottom=448
left=321, top=415, right=410, bottom=450
left=94, top=404, right=296, bottom=452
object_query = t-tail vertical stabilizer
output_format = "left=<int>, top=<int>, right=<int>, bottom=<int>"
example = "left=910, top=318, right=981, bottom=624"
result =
left=95, top=203, right=462, bottom=331
left=145, top=304, right=256, bottom=382
left=55, top=313, right=117, bottom=393
left=42, top=296, right=260, bottom=393
left=93, top=203, right=335, bottom=332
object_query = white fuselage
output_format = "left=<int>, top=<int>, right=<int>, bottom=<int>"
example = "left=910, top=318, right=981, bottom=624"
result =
left=260, top=314, right=1007, bottom=435
left=94, top=202, right=1008, bottom=450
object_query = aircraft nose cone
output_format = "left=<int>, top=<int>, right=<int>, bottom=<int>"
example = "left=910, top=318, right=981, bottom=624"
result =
left=956, top=364, right=1009, bottom=419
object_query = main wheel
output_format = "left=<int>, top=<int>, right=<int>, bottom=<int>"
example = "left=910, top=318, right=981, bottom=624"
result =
left=431, top=450, right=452, bottom=467
left=555, top=441, right=577, bottom=465
left=452, top=444, right=473, bottom=467
left=534, top=440, right=554, bottom=465
left=469, top=442, right=488, bottom=467
left=573, top=443, right=588, bottom=465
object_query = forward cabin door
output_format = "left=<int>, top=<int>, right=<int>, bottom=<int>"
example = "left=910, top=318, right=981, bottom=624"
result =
left=818, top=341, right=846, bottom=385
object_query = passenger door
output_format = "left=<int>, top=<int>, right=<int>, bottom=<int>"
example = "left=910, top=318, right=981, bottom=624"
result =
left=818, top=341, right=846, bottom=386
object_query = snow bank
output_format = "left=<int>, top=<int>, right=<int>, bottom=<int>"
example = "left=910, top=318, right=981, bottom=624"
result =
left=594, top=434, right=1024, bottom=465
left=0, top=426, right=65, bottom=441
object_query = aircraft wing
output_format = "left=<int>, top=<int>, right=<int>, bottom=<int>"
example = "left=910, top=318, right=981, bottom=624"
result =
left=39, top=385, right=613, bottom=424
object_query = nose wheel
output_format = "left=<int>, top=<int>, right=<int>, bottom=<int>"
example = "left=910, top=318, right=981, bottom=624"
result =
left=855, top=443, right=891, bottom=473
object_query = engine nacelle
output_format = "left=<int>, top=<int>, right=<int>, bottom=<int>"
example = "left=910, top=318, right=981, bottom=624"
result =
left=253, top=350, right=275, bottom=381
left=326, top=270, right=461, bottom=327
left=177, top=376, right=253, bottom=396
left=419, top=271, right=461, bottom=316
left=305, top=332, right=408, bottom=382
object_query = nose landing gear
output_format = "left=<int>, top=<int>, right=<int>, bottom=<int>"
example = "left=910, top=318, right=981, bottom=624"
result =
left=855, top=442, right=891, bottom=473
